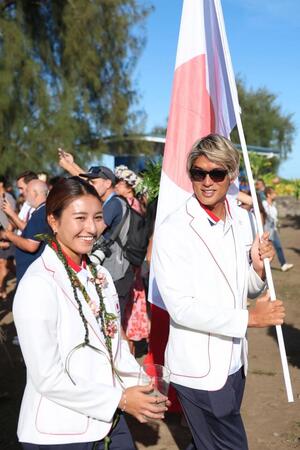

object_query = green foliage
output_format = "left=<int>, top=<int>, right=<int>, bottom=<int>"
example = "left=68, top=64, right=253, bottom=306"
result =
left=231, top=77, right=295, bottom=159
left=138, top=159, right=162, bottom=202
left=0, top=0, right=152, bottom=177
left=240, top=153, right=279, bottom=179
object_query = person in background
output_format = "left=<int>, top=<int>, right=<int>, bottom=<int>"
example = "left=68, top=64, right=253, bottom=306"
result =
left=114, top=165, right=143, bottom=213
left=48, top=175, right=64, bottom=190
left=0, top=175, right=16, bottom=299
left=0, top=179, right=50, bottom=282
left=263, top=187, right=293, bottom=272
left=13, top=176, right=168, bottom=450
left=255, top=178, right=266, bottom=201
left=114, top=165, right=150, bottom=354
left=2, top=171, right=38, bottom=234
left=237, top=190, right=267, bottom=226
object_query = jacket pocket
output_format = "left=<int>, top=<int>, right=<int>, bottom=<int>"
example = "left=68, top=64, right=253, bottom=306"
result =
left=166, top=330, right=210, bottom=378
left=35, top=396, right=89, bottom=435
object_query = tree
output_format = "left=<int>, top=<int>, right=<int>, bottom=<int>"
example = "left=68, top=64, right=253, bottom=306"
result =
left=231, top=77, right=295, bottom=159
left=240, top=153, right=278, bottom=180
left=0, top=0, right=151, bottom=177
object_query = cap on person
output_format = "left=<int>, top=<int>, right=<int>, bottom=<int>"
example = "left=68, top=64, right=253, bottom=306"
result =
left=79, top=166, right=116, bottom=184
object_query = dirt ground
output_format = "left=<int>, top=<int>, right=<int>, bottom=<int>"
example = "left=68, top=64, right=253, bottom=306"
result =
left=0, top=216, right=299, bottom=450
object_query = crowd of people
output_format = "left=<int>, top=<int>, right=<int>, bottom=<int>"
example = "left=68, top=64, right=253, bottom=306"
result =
left=0, top=134, right=289, bottom=449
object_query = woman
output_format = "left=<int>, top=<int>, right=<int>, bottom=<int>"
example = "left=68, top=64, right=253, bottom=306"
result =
left=114, top=165, right=143, bottom=214
left=13, top=177, right=168, bottom=450
left=114, top=166, right=150, bottom=354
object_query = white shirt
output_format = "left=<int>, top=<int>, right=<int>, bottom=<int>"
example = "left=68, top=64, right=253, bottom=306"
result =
left=17, top=201, right=35, bottom=235
left=204, top=205, right=243, bottom=375
left=262, top=200, right=278, bottom=236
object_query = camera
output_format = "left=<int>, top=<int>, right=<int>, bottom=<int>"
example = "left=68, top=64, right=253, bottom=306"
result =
left=89, top=236, right=112, bottom=266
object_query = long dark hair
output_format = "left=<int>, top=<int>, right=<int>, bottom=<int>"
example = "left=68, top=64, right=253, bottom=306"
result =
left=46, top=176, right=101, bottom=221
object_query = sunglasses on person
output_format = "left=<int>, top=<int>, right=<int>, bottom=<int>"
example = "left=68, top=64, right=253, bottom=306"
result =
left=190, top=167, right=228, bottom=182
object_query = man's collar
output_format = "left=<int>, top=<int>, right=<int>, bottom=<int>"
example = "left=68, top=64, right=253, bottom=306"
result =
left=102, top=189, right=115, bottom=205
left=198, top=198, right=232, bottom=226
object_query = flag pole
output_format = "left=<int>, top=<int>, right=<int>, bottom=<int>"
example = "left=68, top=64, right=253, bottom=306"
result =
left=214, top=0, right=294, bottom=402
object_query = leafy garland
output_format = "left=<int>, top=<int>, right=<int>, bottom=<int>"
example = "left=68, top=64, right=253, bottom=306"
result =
left=36, top=233, right=118, bottom=376
left=36, top=233, right=123, bottom=450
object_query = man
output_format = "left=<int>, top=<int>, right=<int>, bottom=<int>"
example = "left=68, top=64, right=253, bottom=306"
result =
left=255, top=178, right=266, bottom=201
left=2, top=170, right=38, bottom=233
left=152, top=134, right=285, bottom=450
left=1, top=179, right=50, bottom=282
left=58, top=151, right=134, bottom=318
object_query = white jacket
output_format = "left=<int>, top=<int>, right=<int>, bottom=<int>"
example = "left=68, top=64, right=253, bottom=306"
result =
left=13, top=245, right=140, bottom=445
left=152, top=195, right=265, bottom=391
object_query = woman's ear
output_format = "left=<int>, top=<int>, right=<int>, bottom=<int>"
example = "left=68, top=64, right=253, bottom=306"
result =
left=47, top=214, right=58, bottom=234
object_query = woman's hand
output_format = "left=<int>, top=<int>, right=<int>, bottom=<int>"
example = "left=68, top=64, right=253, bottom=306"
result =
left=119, top=384, right=169, bottom=423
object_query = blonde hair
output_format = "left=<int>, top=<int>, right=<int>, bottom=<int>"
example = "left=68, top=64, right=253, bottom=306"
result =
left=187, top=134, right=240, bottom=180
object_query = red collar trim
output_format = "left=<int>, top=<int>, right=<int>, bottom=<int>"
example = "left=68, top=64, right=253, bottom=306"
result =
left=198, top=198, right=232, bottom=222
left=51, top=242, right=87, bottom=273
left=198, top=201, right=221, bottom=223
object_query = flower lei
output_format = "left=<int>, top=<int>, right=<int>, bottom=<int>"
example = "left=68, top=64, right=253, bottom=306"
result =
left=36, top=234, right=125, bottom=450
left=36, top=233, right=119, bottom=381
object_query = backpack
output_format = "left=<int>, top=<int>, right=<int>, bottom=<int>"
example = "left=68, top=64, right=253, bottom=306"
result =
left=96, top=196, right=149, bottom=267
left=117, top=197, right=150, bottom=266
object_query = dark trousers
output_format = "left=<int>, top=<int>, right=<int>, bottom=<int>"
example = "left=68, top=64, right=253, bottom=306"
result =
left=114, top=265, right=134, bottom=321
left=173, top=367, right=248, bottom=450
left=21, top=414, right=136, bottom=450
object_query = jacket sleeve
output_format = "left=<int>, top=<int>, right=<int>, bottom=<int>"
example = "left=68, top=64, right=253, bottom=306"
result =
left=115, top=339, right=143, bottom=388
left=152, top=225, right=248, bottom=339
left=13, top=274, right=122, bottom=423
left=247, top=265, right=266, bottom=299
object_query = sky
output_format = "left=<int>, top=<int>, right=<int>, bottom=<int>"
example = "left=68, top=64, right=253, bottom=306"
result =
left=134, top=0, right=300, bottom=180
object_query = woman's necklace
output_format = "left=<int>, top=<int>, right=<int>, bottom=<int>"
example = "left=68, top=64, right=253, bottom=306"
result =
left=36, top=234, right=123, bottom=450
left=54, top=237, right=117, bottom=364
left=36, top=233, right=119, bottom=382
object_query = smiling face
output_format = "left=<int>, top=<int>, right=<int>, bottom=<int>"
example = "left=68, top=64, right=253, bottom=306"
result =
left=48, top=194, right=104, bottom=264
left=191, top=155, right=232, bottom=217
